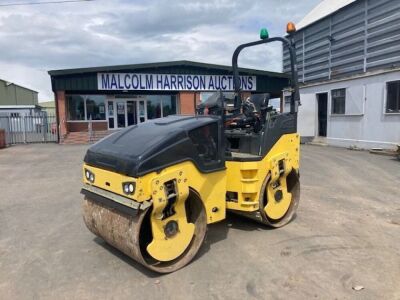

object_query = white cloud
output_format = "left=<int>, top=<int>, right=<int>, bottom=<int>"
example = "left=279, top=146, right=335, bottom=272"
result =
left=0, top=0, right=321, bottom=101
left=0, top=61, right=51, bottom=99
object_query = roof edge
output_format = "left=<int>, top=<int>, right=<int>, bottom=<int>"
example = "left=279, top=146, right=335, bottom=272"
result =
left=0, top=105, right=39, bottom=109
left=296, top=0, right=356, bottom=31
left=0, top=78, right=38, bottom=93
left=48, top=60, right=289, bottom=78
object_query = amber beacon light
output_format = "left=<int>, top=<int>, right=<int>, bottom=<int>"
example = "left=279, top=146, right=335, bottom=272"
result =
left=286, top=22, right=296, bottom=34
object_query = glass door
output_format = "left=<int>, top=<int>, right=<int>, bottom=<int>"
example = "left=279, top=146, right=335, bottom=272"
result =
left=127, top=101, right=137, bottom=126
left=116, top=101, right=126, bottom=128
left=138, top=100, right=147, bottom=123
left=107, top=100, right=115, bottom=129
left=107, top=99, right=148, bottom=130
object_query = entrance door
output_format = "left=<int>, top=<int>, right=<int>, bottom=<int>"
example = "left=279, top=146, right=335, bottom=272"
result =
left=138, top=100, right=147, bottom=123
left=127, top=101, right=137, bottom=126
left=116, top=101, right=126, bottom=129
left=107, top=99, right=147, bottom=130
left=317, top=93, right=328, bottom=137
left=127, top=99, right=147, bottom=126
left=107, top=100, right=115, bottom=129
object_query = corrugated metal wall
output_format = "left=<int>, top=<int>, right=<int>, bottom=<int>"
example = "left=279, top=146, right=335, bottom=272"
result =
left=0, top=80, right=38, bottom=106
left=283, top=0, right=400, bottom=83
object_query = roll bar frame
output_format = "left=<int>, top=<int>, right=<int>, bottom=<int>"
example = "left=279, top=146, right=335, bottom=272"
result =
left=232, top=36, right=300, bottom=114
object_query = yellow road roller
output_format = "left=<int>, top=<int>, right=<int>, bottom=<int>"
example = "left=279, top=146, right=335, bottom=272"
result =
left=81, top=26, right=301, bottom=273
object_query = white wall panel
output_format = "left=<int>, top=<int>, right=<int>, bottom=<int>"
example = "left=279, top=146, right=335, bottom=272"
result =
left=297, top=93, right=317, bottom=138
left=299, top=71, right=400, bottom=148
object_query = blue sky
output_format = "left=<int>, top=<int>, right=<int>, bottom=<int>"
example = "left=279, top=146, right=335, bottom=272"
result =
left=0, top=0, right=321, bottom=100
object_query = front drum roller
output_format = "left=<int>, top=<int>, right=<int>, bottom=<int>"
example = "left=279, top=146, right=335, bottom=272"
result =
left=82, top=190, right=207, bottom=273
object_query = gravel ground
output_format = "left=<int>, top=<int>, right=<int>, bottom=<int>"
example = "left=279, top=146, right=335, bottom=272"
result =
left=0, top=144, right=399, bottom=300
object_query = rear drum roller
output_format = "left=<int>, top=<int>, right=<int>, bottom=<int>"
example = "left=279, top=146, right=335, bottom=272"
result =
left=229, top=170, right=299, bottom=227
left=259, top=170, right=300, bottom=227
left=82, top=191, right=207, bottom=273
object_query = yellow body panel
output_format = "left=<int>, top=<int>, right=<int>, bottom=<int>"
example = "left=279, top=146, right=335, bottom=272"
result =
left=225, top=133, right=300, bottom=212
left=83, top=161, right=226, bottom=224
left=83, top=165, right=140, bottom=199
left=147, top=170, right=195, bottom=261
left=83, top=133, right=299, bottom=224
left=141, top=162, right=227, bottom=224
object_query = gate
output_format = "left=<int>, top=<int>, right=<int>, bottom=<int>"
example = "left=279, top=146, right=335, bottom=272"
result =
left=0, top=114, right=58, bottom=145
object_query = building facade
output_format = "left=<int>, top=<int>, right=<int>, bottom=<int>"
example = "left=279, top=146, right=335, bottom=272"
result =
left=49, top=60, right=289, bottom=143
left=39, top=101, right=56, bottom=115
left=0, top=78, right=38, bottom=106
left=0, top=78, right=40, bottom=116
left=283, top=0, right=400, bottom=149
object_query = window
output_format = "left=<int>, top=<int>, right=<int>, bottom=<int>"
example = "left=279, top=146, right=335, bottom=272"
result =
left=387, top=81, right=400, bottom=113
left=283, top=95, right=291, bottom=113
left=66, top=95, right=106, bottom=121
left=188, top=123, right=219, bottom=165
left=67, top=95, right=85, bottom=120
left=147, top=97, right=162, bottom=119
left=269, top=98, right=281, bottom=110
left=331, top=88, right=346, bottom=114
left=162, top=96, right=177, bottom=117
left=86, top=96, right=106, bottom=120
left=200, top=92, right=214, bottom=103
left=146, top=95, right=177, bottom=119
left=67, top=94, right=177, bottom=122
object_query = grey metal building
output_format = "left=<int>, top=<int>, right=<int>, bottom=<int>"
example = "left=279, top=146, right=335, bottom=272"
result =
left=0, top=80, right=57, bottom=145
left=283, top=0, right=400, bottom=148
left=0, top=78, right=38, bottom=105
left=0, top=78, right=40, bottom=116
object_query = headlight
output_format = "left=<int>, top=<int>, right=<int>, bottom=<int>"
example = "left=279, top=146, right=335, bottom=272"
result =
left=84, top=169, right=95, bottom=183
left=122, top=182, right=135, bottom=195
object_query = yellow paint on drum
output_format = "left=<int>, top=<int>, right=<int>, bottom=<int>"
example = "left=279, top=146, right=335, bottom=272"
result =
left=146, top=170, right=195, bottom=261
left=147, top=221, right=195, bottom=261
left=264, top=177, right=292, bottom=220
left=226, top=133, right=300, bottom=215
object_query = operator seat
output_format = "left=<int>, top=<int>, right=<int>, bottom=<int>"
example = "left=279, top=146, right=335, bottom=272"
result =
left=228, top=97, right=261, bottom=132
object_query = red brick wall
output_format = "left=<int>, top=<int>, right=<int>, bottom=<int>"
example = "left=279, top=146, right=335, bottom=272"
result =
left=67, top=122, right=108, bottom=132
left=0, top=129, right=5, bottom=149
left=56, top=91, right=67, bottom=138
left=241, top=92, right=251, bottom=101
left=179, top=92, right=198, bottom=115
